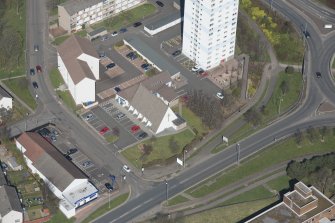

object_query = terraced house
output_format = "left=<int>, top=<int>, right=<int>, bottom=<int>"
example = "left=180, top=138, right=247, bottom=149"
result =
left=58, top=0, right=144, bottom=33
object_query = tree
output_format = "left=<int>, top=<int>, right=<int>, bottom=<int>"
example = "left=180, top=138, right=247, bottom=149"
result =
left=244, top=108, right=262, bottom=126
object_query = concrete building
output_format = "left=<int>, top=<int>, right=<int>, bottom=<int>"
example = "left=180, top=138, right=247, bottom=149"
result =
left=182, top=0, right=239, bottom=70
left=57, top=35, right=100, bottom=105
left=0, top=185, right=23, bottom=223
left=58, top=0, right=144, bottom=33
left=0, top=85, right=13, bottom=110
left=246, top=181, right=335, bottom=223
left=15, top=132, right=98, bottom=219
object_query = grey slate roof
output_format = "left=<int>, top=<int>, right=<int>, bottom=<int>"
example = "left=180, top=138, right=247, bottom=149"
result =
left=0, top=185, right=22, bottom=217
left=145, top=12, right=181, bottom=30
left=59, top=0, right=102, bottom=16
left=0, top=85, right=12, bottom=100
left=124, top=36, right=180, bottom=76
left=16, top=132, right=87, bottom=191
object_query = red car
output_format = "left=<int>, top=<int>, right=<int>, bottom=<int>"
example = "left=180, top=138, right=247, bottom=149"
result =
left=131, top=125, right=140, bottom=133
left=36, top=65, right=42, bottom=73
left=99, top=127, right=110, bottom=135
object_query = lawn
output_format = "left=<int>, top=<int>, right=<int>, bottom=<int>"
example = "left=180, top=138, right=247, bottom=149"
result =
left=3, top=78, right=37, bottom=110
left=266, top=175, right=291, bottom=192
left=105, top=135, right=119, bottom=143
left=167, top=194, right=190, bottom=206
left=173, top=104, right=209, bottom=136
left=178, top=197, right=277, bottom=223
left=49, top=67, right=65, bottom=89
left=27, top=205, right=43, bottom=219
left=92, top=3, right=156, bottom=31
left=48, top=211, right=75, bottom=223
left=56, top=90, right=77, bottom=111
left=186, top=134, right=335, bottom=198
left=52, top=35, right=70, bottom=46
left=82, top=193, right=129, bottom=223
left=122, top=129, right=195, bottom=168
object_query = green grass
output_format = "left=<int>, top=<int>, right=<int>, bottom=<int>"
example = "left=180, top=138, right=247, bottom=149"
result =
left=52, top=35, right=70, bottom=45
left=167, top=195, right=190, bottom=206
left=56, top=90, right=77, bottom=111
left=105, top=135, right=119, bottom=143
left=179, top=197, right=277, bottom=223
left=10, top=100, right=29, bottom=123
left=82, top=193, right=129, bottom=223
left=316, top=0, right=335, bottom=9
left=49, top=68, right=65, bottom=89
left=267, top=175, right=291, bottom=192
left=3, top=78, right=37, bottom=110
left=122, top=129, right=195, bottom=168
left=47, top=211, right=75, bottom=223
left=186, top=135, right=335, bottom=198
left=92, top=3, right=156, bottom=31
left=27, top=205, right=43, bottom=220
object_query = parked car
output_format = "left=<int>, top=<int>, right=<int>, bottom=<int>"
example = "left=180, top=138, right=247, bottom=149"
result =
left=36, top=65, right=42, bottom=73
left=123, top=165, right=131, bottom=173
left=114, top=86, right=121, bottom=93
left=141, top=63, right=150, bottom=71
left=1, top=162, right=8, bottom=170
left=126, top=52, right=137, bottom=60
left=99, top=52, right=106, bottom=58
left=50, top=135, right=57, bottom=142
left=67, top=148, right=78, bottom=155
left=106, top=63, right=116, bottom=69
left=38, top=128, right=51, bottom=137
left=99, top=127, right=110, bottom=135
left=120, top=28, right=127, bottom=33
left=138, top=132, right=148, bottom=139
left=34, top=44, right=39, bottom=52
left=316, top=72, right=322, bottom=78
left=172, top=50, right=181, bottom=57
left=216, top=92, right=224, bottom=100
left=51, top=129, right=59, bottom=136
left=111, top=31, right=118, bottom=37
left=30, top=68, right=35, bottom=75
left=84, top=113, right=94, bottom=121
left=131, top=125, right=140, bottom=133
left=191, top=65, right=200, bottom=72
left=64, top=154, right=72, bottom=161
left=101, top=35, right=109, bottom=41
left=32, top=81, right=38, bottom=89
left=82, top=160, right=92, bottom=168
left=133, top=22, right=142, bottom=27
left=116, top=113, right=125, bottom=120
left=156, top=1, right=164, bottom=7
left=105, top=183, right=113, bottom=191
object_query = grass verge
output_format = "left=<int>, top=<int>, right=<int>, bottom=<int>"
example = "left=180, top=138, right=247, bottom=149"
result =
left=82, top=193, right=129, bottom=223
left=52, top=35, right=70, bottom=46
left=186, top=135, right=335, bottom=198
left=48, top=211, right=75, bottom=223
left=167, top=194, right=190, bottom=206
left=56, top=90, right=77, bottom=111
left=316, top=0, right=335, bottom=9
left=3, top=78, right=37, bottom=110
left=49, top=68, right=65, bottom=89
left=105, top=135, right=119, bottom=143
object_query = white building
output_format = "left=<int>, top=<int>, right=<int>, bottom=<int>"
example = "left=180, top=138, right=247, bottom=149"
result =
left=0, top=85, right=13, bottom=110
left=58, top=0, right=144, bottom=33
left=0, top=185, right=23, bottom=223
left=182, top=0, right=239, bottom=70
left=15, top=132, right=98, bottom=219
left=57, top=35, right=100, bottom=105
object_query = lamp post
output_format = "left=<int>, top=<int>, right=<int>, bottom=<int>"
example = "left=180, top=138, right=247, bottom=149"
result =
left=165, top=179, right=169, bottom=205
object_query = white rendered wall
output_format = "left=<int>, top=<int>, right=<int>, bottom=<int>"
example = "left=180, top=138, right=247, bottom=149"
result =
left=155, top=107, right=178, bottom=134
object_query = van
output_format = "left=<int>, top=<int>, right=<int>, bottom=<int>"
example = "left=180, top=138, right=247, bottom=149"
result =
left=324, top=24, right=333, bottom=29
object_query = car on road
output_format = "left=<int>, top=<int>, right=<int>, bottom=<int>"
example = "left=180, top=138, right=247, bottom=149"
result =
left=30, top=68, right=35, bottom=75
left=114, top=86, right=121, bottom=93
left=82, top=160, right=93, bottom=168
left=316, top=72, right=322, bottom=78
left=303, top=30, right=310, bottom=38
left=105, top=182, right=113, bottom=191
left=216, top=92, right=224, bottom=100
left=34, top=44, right=39, bottom=52
left=131, top=125, right=140, bottom=133
left=172, top=50, right=181, bottom=57
left=106, top=63, right=116, bottom=69
left=191, top=65, right=200, bottom=72
left=99, top=126, right=110, bottom=135
left=84, top=113, right=94, bottom=121
left=123, top=165, right=131, bottom=173
left=116, top=113, right=125, bottom=120
left=67, top=148, right=78, bottom=155
left=111, top=31, right=118, bottom=37
left=196, top=68, right=205, bottom=75
left=156, top=1, right=164, bottom=7
left=32, top=82, right=38, bottom=89
left=36, top=65, right=42, bottom=73
left=133, top=22, right=142, bottom=27
left=120, top=28, right=127, bottom=33
left=138, top=132, right=148, bottom=139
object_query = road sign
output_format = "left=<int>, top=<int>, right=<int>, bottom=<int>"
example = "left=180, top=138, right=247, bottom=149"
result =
left=176, top=157, right=183, bottom=166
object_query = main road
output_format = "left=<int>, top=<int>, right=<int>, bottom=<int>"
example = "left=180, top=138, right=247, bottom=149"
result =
left=94, top=0, right=335, bottom=222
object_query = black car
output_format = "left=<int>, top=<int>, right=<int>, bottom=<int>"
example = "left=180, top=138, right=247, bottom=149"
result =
left=172, top=50, right=181, bottom=57
left=133, top=22, right=142, bottom=27
left=67, top=148, right=78, bottom=155
left=106, top=63, right=116, bottom=69
left=126, top=52, right=137, bottom=60
left=316, top=72, right=322, bottom=78
left=38, top=128, right=51, bottom=137
left=32, top=82, right=38, bottom=89
left=116, top=113, right=125, bottom=120
left=138, top=132, right=148, bottom=139
left=156, top=1, right=164, bottom=7
left=120, top=28, right=127, bottom=33
left=64, top=154, right=72, bottom=161
left=30, top=68, right=35, bottom=75
left=303, top=30, right=310, bottom=38
left=105, top=183, right=113, bottom=191
left=114, top=86, right=121, bottom=93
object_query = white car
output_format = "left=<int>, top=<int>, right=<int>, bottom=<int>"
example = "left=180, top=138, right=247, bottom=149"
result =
left=111, top=31, right=118, bottom=37
left=84, top=114, right=93, bottom=121
left=123, top=165, right=131, bottom=173
left=216, top=92, right=224, bottom=100
left=191, top=65, right=201, bottom=72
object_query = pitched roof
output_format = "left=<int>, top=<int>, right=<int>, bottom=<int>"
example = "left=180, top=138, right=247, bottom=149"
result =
left=0, top=85, right=12, bottom=100
left=57, top=35, right=98, bottom=84
left=141, top=71, right=172, bottom=91
left=156, top=85, right=179, bottom=102
left=0, top=185, right=22, bottom=216
left=16, top=132, right=87, bottom=191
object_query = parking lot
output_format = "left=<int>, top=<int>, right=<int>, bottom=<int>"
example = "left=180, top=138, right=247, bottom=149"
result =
left=81, top=99, right=149, bottom=149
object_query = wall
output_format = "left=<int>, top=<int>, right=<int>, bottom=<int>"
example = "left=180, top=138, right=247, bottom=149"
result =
left=155, top=107, right=178, bottom=134
left=0, top=97, right=12, bottom=110
left=75, top=79, right=95, bottom=105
